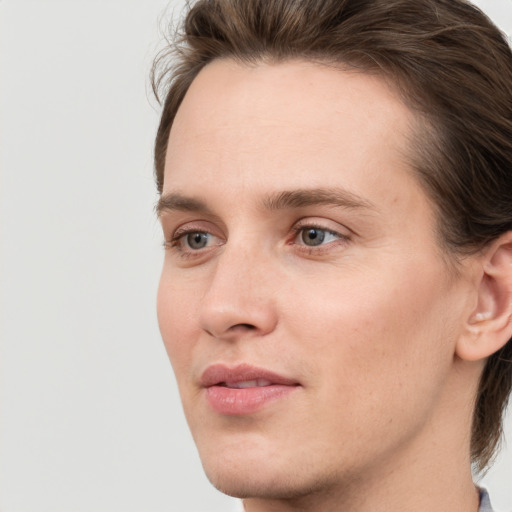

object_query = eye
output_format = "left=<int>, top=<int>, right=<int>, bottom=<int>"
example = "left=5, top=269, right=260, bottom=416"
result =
left=185, top=232, right=210, bottom=250
left=174, top=230, right=220, bottom=251
left=166, top=226, right=224, bottom=256
left=295, top=226, right=341, bottom=247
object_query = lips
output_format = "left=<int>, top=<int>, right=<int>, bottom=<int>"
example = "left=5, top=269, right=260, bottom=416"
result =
left=201, top=363, right=298, bottom=387
left=201, top=363, right=300, bottom=415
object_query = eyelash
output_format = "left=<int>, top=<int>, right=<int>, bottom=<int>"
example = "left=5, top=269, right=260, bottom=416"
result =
left=164, top=223, right=351, bottom=258
left=164, top=226, right=221, bottom=258
left=290, top=223, right=350, bottom=254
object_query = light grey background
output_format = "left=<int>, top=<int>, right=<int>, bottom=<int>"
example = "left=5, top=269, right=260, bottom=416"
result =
left=0, top=1, right=510, bottom=511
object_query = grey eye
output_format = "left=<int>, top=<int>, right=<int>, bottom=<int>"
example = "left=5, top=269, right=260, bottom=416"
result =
left=186, top=232, right=209, bottom=249
left=301, top=228, right=326, bottom=246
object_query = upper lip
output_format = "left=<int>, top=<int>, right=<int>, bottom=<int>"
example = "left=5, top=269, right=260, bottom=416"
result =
left=200, top=363, right=299, bottom=388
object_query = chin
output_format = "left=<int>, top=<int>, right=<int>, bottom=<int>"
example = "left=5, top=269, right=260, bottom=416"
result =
left=204, top=465, right=320, bottom=500
left=198, top=442, right=333, bottom=501
left=198, top=442, right=277, bottom=497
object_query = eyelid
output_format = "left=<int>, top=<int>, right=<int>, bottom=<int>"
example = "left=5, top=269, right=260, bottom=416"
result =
left=164, top=221, right=225, bottom=257
left=292, top=217, right=353, bottom=237
left=293, top=226, right=341, bottom=244
left=290, top=218, right=353, bottom=252
left=162, top=217, right=353, bottom=259
left=171, top=227, right=220, bottom=246
left=164, top=219, right=223, bottom=241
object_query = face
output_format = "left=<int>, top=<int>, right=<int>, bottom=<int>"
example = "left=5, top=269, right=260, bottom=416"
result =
left=157, top=60, right=475, bottom=502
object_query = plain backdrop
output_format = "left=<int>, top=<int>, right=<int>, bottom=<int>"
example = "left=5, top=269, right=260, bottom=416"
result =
left=0, top=1, right=511, bottom=511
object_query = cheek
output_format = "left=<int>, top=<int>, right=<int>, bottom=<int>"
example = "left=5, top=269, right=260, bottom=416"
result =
left=157, top=269, right=198, bottom=373
left=285, top=261, right=457, bottom=406
left=308, top=276, right=454, bottom=459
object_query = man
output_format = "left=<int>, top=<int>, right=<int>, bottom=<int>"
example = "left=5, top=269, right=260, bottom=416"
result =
left=153, top=1, right=512, bottom=510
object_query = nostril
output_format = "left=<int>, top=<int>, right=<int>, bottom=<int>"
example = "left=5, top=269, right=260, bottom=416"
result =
left=234, top=323, right=256, bottom=330
left=203, top=323, right=257, bottom=339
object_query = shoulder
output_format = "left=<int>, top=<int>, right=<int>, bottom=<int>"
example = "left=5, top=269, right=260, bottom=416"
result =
left=479, top=488, right=495, bottom=512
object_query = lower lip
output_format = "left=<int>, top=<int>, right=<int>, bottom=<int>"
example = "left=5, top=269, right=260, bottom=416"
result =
left=205, top=385, right=298, bottom=415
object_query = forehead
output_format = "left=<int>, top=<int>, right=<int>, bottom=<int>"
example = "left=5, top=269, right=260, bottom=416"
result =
left=164, top=59, right=424, bottom=215
left=166, top=60, right=412, bottom=182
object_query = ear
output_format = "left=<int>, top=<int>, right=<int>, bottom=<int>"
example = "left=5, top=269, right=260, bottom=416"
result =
left=456, top=232, right=512, bottom=362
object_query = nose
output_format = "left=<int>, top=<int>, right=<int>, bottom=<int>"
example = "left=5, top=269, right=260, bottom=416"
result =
left=199, top=243, right=278, bottom=341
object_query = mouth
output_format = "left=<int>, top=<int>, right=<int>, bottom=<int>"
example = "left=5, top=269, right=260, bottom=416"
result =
left=218, top=378, right=274, bottom=389
left=200, top=363, right=300, bottom=415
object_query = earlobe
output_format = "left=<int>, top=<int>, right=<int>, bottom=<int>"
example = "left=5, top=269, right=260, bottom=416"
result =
left=456, top=233, right=512, bottom=362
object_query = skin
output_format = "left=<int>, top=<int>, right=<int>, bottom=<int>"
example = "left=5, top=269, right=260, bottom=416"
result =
left=157, top=59, right=488, bottom=512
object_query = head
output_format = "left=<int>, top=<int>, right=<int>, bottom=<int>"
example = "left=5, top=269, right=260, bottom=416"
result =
left=153, top=0, right=512, bottom=499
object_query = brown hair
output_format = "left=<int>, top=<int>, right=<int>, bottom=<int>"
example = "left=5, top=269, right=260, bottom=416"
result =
left=152, top=0, right=512, bottom=472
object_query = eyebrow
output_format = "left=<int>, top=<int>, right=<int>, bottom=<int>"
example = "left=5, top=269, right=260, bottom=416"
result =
left=262, top=188, right=376, bottom=211
left=156, top=188, right=376, bottom=216
left=156, top=193, right=213, bottom=216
